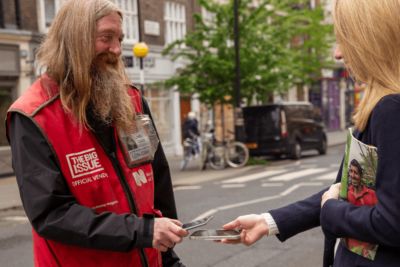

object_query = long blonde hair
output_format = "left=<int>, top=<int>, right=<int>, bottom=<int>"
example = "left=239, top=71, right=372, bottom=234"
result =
left=35, top=0, right=133, bottom=128
left=333, top=0, right=400, bottom=131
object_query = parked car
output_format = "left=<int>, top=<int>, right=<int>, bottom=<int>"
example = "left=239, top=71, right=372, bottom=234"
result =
left=243, top=102, right=327, bottom=159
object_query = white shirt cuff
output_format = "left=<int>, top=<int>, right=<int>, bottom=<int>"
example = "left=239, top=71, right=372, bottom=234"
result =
left=261, top=213, right=279, bottom=236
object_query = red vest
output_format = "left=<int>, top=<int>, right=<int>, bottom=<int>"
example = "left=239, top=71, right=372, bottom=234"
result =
left=6, top=74, right=162, bottom=267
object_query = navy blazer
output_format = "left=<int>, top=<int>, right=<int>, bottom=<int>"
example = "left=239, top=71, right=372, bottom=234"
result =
left=269, top=95, right=400, bottom=267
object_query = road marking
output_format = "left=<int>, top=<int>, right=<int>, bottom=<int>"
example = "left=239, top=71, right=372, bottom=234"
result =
left=221, top=170, right=287, bottom=184
left=330, top=164, right=341, bottom=168
left=190, top=182, right=324, bottom=222
left=303, top=159, right=317, bottom=163
left=173, top=185, right=202, bottom=191
left=311, top=171, right=338, bottom=181
left=279, top=182, right=323, bottom=196
left=300, top=165, right=318, bottom=169
left=261, top=183, right=284, bottom=187
left=2, top=216, right=29, bottom=222
left=268, top=168, right=329, bottom=182
left=221, top=184, right=246, bottom=188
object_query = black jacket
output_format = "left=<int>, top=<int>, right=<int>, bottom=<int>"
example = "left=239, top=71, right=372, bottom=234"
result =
left=9, top=96, right=184, bottom=267
left=269, top=95, right=400, bottom=267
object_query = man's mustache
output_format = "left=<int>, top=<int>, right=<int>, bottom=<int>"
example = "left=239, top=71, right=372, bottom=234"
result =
left=92, top=52, right=120, bottom=69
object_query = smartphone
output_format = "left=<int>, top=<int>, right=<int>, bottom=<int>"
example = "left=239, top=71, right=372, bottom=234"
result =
left=182, top=216, right=213, bottom=230
left=189, top=229, right=242, bottom=240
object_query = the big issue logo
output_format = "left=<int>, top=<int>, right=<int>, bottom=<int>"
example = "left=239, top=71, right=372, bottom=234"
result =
left=66, top=148, right=152, bottom=187
left=66, top=148, right=104, bottom=179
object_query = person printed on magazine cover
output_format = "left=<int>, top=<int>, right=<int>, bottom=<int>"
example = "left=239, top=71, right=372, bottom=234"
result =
left=347, top=159, right=378, bottom=206
left=342, top=159, right=379, bottom=259
left=219, top=1, right=400, bottom=266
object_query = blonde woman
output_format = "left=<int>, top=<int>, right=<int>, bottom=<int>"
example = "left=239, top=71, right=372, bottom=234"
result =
left=221, top=0, right=400, bottom=266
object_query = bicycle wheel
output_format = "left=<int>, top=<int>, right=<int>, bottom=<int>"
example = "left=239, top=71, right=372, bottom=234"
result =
left=180, top=146, right=192, bottom=171
left=207, top=146, right=228, bottom=170
left=225, top=142, right=249, bottom=168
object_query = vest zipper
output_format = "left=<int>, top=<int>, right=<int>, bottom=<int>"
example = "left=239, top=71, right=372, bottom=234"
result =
left=92, top=129, right=150, bottom=267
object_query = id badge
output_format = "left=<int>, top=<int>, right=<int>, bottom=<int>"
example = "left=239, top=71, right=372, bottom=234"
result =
left=118, top=117, right=152, bottom=168
left=139, top=114, right=160, bottom=156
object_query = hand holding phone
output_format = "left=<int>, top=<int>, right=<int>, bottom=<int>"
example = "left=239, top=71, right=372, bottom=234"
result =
left=182, top=216, right=213, bottom=230
left=220, top=214, right=269, bottom=246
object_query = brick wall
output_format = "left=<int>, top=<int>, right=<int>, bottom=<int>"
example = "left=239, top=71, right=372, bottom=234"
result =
left=138, top=0, right=201, bottom=46
left=19, top=0, right=38, bottom=32
left=1, top=0, right=38, bottom=32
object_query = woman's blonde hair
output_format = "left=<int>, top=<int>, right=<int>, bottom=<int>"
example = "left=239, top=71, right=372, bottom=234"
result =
left=35, top=0, right=132, bottom=128
left=333, top=0, right=400, bottom=131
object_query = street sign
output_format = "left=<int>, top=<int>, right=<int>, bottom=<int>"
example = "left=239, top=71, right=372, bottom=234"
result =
left=144, top=20, right=160, bottom=36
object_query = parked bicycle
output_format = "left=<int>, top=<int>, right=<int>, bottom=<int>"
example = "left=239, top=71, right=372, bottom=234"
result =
left=180, top=135, right=200, bottom=171
left=224, top=138, right=249, bottom=168
left=200, top=132, right=228, bottom=170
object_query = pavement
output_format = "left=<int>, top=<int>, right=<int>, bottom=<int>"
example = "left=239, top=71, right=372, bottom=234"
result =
left=0, top=129, right=348, bottom=212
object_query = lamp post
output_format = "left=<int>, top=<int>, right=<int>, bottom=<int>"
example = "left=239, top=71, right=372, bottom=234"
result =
left=233, top=0, right=245, bottom=142
left=133, top=42, right=149, bottom=95
left=133, top=0, right=148, bottom=95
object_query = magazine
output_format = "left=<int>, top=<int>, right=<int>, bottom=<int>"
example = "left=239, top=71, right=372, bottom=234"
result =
left=339, top=128, right=379, bottom=260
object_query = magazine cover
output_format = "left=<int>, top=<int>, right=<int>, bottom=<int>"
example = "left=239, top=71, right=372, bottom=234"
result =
left=339, top=128, right=379, bottom=260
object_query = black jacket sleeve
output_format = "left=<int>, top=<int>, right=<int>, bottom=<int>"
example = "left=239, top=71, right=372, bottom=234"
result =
left=141, top=97, right=185, bottom=267
left=268, top=159, right=343, bottom=242
left=10, top=112, right=153, bottom=252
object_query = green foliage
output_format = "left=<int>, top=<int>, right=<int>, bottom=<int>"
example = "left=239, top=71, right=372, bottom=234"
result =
left=159, top=0, right=334, bottom=106
left=340, top=130, right=352, bottom=199
left=246, top=156, right=271, bottom=166
left=350, top=244, right=364, bottom=255
left=358, top=145, right=378, bottom=190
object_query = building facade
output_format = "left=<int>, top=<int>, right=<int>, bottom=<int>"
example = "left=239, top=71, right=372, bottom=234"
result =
left=0, top=0, right=43, bottom=174
left=274, top=0, right=351, bottom=131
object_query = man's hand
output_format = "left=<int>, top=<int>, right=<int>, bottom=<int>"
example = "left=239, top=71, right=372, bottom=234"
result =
left=216, top=214, right=269, bottom=246
left=321, top=182, right=341, bottom=207
left=153, top=218, right=188, bottom=252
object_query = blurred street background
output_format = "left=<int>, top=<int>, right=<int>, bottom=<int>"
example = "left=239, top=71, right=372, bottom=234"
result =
left=0, top=0, right=358, bottom=266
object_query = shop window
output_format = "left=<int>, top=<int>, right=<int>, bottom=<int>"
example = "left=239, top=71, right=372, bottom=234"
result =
left=145, top=87, right=172, bottom=143
left=164, top=2, right=186, bottom=45
left=114, top=0, right=139, bottom=44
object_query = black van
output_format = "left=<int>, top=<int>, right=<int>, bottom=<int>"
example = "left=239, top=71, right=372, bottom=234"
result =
left=243, top=102, right=327, bottom=159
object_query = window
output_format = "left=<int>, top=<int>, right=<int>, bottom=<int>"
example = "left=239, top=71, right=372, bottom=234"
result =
left=0, top=87, right=12, bottom=146
left=310, top=0, right=316, bottom=10
left=44, top=0, right=56, bottom=27
left=40, top=0, right=138, bottom=42
left=0, top=0, right=3, bottom=28
left=114, top=0, right=139, bottom=44
left=39, top=0, right=61, bottom=32
left=164, top=2, right=186, bottom=45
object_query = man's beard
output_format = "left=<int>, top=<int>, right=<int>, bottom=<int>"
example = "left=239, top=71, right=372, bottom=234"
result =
left=89, top=52, right=134, bottom=129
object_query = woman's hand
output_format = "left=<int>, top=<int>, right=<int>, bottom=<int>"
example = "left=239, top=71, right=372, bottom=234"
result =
left=215, top=214, right=269, bottom=246
left=321, top=183, right=341, bottom=207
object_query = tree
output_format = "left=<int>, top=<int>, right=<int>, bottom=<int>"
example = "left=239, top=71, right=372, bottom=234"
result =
left=160, top=0, right=335, bottom=106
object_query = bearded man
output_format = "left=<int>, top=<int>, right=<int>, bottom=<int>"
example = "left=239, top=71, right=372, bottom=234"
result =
left=5, top=0, right=188, bottom=266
